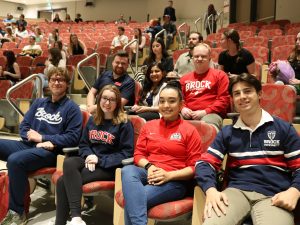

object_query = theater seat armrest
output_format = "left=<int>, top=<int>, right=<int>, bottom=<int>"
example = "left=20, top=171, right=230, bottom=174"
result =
left=62, top=147, right=80, bottom=153
left=122, top=157, right=134, bottom=165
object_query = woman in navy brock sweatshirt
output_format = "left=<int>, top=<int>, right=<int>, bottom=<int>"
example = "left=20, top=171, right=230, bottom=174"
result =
left=55, top=84, right=134, bottom=225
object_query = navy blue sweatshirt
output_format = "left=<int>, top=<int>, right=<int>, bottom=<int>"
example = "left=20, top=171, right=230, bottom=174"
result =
left=79, top=117, right=134, bottom=169
left=20, top=96, right=82, bottom=153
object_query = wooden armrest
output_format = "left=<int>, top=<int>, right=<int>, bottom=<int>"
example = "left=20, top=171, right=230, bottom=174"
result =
left=192, top=186, right=206, bottom=225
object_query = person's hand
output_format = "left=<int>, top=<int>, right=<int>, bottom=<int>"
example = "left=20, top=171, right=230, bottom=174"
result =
left=2, top=71, right=9, bottom=76
left=36, top=141, right=54, bottom=151
left=271, top=187, right=300, bottom=211
left=289, top=78, right=300, bottom=85
left=147, top=167, right=172, bottom=185
left=191, top=110, right=207, bottom=120
left=27, top=129, right=42, bottom=143
left=181, top=107, right=193, bottom=119
left=204, top=187, right=229, bottom=220
left=85, top=154, right=98, bottom=172
left=131, top=104, right=140, bottom=112
left=135, top=106, right=149, bottom=113
left=87, top=104, right=97, bottom=115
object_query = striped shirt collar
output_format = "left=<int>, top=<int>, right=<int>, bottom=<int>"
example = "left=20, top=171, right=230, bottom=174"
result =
left=233, top=109, right=274, bottom=132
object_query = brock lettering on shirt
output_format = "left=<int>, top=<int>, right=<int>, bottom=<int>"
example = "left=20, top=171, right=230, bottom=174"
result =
left=89, top=130, right=115, bottom=144
left=185, top=80, right=211, bottom=91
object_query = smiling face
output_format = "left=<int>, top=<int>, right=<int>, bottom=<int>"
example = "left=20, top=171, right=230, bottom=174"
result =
left=232, top=81, right=261, bottom=115
left=149, top=65, right=164, bottom=84
left=192, top=44, right=211, bottom=74
left=159, top=88, right=182, bottom=122
left=99, top=90, right=117, bottom=118
left=49, top=73, right=68, bottom=101
left=112, top=55, right=129, bottom=76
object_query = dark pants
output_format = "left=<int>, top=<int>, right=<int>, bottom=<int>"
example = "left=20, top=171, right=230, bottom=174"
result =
left=0, top=139, right=57, bottom=214
left=55, top=156, right=115, bottom=225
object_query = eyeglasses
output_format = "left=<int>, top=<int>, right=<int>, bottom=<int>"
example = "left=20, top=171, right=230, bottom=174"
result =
left=49, top=78, right=66, bottom=83
left=101, top=96, right=117, bottom=103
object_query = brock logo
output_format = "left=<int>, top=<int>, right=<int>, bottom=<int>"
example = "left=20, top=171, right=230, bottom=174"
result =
left=267, top=130, right=276, bottom=140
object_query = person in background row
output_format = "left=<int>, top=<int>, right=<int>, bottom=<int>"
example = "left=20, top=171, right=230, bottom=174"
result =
left=75, top=13, right=83, bottom=23
left=129, top=28, right=146, bottom=63
left=34, top=27, right=44, bottom=43
left=16, top=14, right=27, bottom=28
left=162, top=14, right=177, bottom=50
left=180, top=43, right=230, bottom=131
left=144, top=19, right=163, bottom=42
left=0, top=50, right=21, bottom=84
left=65, top=14, right=72, bottom=22
left=218, top=29, right=255, bottom=76
left=3, top=27, right=16, bottom=42
left=143, top=37, right=173, bottom=74
left=168, top=32, right=204, bottom=78
left=122, top=81, right=203, bottom=225
left=55, top=84, right=134, bottom=225
left=204, top=4, right=218, bottom=35
left=53, top=13, right=62, bottom=23
left=48, top=28, right=60, bottom=47
left=195, top=73, right=300, bottom=225
left=21, top=35, right=42, bottom=57
left=15, top=24, right=29, bottom=39
left=68, top=33, right=87, bottom=56
left=115, top=14, right=127, bottom=25
left=111, top=26, right=129, bottom=50
left=288, top=32, right=300, bottom=87
left=0, top=67, right=82, bottom=225
left=163, top=0, right=176, bottom=22
left=131, top=62, right=167, bottom=121
left=87, top=51, right=135, bottom=114
left=54, top=40, right=68, bottom=61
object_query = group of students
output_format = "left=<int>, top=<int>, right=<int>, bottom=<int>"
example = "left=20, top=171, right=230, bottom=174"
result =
left=0, top=45, right=299, bottom=225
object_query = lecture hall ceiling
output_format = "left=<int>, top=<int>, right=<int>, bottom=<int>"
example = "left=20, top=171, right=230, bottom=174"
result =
left=3, top=0, right=83, bottom=5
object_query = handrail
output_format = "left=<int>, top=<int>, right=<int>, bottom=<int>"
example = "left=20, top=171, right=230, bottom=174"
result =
left=77, top=52, right=100, bottom=91
left=6, top=74, right=43, bottom=118
left=177, top=22, right=187, bottom=49
left=194, top=17, right=203, bottom=33
left=206, top=14, right=214, bottom=35
left=155, top=29, right=167, bottom=48
left=123, top=39, right=138, bottom=75
left=257, top=16, right=275, bottom=22
left=218, top=11, right=224, bottom=28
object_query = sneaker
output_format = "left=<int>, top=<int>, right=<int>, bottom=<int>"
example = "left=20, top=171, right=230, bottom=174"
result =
left=69, top=217, right=86, bottom=225
left=0, top=209, right=27, bottom=225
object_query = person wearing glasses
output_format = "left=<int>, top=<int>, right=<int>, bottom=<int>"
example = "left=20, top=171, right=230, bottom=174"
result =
left=55, top=84, right=134, bottom=225
left=87, top=51, right=135, bottom=114
left=0, top=67, right=82, bottom=225
left=180, top=43, right=230, bottom=131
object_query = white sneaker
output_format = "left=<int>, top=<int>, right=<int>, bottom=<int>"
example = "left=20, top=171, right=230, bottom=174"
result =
left=69, top=217, right=86, bottom=225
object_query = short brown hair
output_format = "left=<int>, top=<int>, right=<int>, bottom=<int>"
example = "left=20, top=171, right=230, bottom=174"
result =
left=229, top=73, right=262, bottom=96
left=47, top=67, right=71, bottom=84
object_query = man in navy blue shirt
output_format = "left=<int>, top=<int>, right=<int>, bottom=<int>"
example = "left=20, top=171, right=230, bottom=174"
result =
left=195, top=73, right=300, bottom=225
left=86, top=50, right=135, bottom=114
left=0, top=67, right=82, bottom=225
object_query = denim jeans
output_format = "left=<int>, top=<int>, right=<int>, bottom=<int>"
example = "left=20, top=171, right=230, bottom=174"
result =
left=121, top=165, right=187, bottom=225
left=0, top=139, right=57, bottom=214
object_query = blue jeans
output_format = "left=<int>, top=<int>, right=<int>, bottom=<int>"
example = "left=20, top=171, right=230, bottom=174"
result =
left=121, top=165, right=187, bottom=225
left=0, top=139, right=57, bottom=214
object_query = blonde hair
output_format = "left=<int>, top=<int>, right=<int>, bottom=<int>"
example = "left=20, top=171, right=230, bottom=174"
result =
left=94, top=85, right=128, bottom=125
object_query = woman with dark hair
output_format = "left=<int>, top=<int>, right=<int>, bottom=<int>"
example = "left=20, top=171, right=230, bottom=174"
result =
left=288, top=32, right=300, bottom=81
left=218, top=29, right=255, bottom=76
left=122, top=81, right=203, bottom=225
left=54, top=40, right=68, bottom=61
left=38, top=48, right=66, bottom=89
left=48, top=28, right=59, bottom=47
left=3, top=27, right=16, bottom=42
left=68, top=33, right=87, bottom=56
left=15, top=24, right=29, bottom=39
left=0, top=50, right=21, bottom=84
left=204, top=4, right=218, bottom=35
left=143, top=37, right=173, bottom=73
left=55, top=84, right=134, bottom=225
left=131, top=62, right=167, bottom=121
left=129, top=28, right=146, bottom=63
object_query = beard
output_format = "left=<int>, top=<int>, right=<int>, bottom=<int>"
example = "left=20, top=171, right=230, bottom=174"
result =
left=188, top=43, right=195, bottom=50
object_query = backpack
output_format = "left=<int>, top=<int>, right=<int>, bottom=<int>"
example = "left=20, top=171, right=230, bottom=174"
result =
left=0, top=171, right=9, bottom=221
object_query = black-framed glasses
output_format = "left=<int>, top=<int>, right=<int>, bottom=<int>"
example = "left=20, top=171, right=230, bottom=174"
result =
left=101, top=96, right=117, bottom=103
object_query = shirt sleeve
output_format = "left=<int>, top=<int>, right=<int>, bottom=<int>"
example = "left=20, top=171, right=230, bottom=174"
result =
left=120, top=78, right=135, bottom=104
left=78, top=117, right=94, bottom=159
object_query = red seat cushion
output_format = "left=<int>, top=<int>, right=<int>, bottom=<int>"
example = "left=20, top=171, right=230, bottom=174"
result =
left=29, top=167, right=56, bottom=177
left=115, top=190, right=193, bottom=220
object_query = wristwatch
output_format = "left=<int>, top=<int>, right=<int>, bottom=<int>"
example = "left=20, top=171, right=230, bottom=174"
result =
left=144, top=162, right=153, bottom=170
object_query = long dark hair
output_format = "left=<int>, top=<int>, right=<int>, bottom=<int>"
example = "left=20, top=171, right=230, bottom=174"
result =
left=208, top=4, right=217, bottom=16
left=3, top=50, right=16, bottom=68
left=146, top=37, right=169, bottom=63
left=224, top=29, right=244, bottom=63
left=139, top=62, right=166, bottom=105
left=49, top=48, right=62, bottom=66
left=289, top=32, right=300, bottom=62
left=134, top=28, right=142, bottom=45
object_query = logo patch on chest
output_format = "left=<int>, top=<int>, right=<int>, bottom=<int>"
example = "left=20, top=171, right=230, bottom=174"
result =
left=170, top=133, right=182, bottom=141
left=264, top=130, right=280, bottom=147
